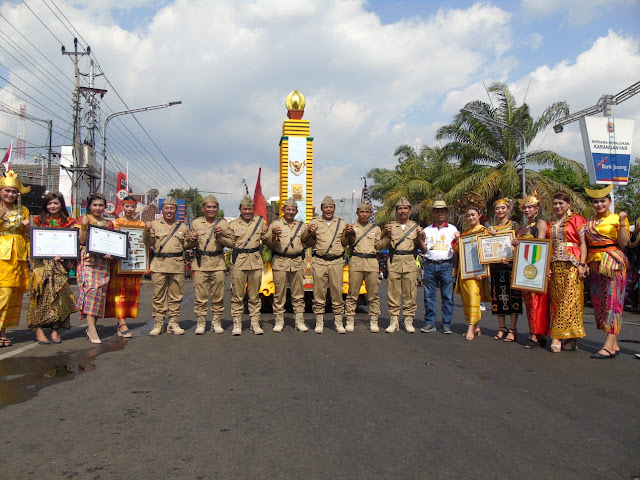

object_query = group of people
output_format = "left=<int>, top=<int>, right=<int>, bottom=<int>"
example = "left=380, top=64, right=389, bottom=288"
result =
left=0, top=167, right=633, bottom=360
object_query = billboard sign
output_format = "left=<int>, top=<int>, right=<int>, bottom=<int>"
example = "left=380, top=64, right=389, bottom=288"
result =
left=580, top=116, right=634, bottom=185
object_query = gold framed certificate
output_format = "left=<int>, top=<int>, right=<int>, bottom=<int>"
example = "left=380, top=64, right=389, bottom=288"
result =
left=477, top=230, right=515, bottom=264
left=511, top=238, right=552, bottom=293
left=87, top=225, right=128, bottom=259
left=31, top=227, right=79, bottom=259
left=459, top=232, right=489, bottom=280
left=117, top=226, right=149, bottom=274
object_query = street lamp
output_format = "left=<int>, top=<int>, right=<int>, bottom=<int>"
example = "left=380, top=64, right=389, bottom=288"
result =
left=462, top=107, right=527, bottom=199
left=101, top=101, right=182, bottom=194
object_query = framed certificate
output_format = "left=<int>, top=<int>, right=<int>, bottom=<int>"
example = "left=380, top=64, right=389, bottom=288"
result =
left=459, top=232, right=489, bottom=280
left=87, top=225, right=128, bottom=259
left=31, top=227, right=80, bottom=259
left=117, top=226, right=149, bottom=274
left=511, top=238, right=552, bottom=293
left=477, top=230, right=515, bottom=264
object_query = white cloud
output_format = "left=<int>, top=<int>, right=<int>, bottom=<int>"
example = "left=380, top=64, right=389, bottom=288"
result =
left=521, top=0, right=639, bottom=25
left=522, top=32, right=543, bottom=50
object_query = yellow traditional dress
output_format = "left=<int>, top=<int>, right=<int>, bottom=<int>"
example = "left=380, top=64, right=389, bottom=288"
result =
left=0, top=205, right=30, bottom=330
left=454, top=224, right=490, bottom=325
left=104, top=217, right=146, bottom=320
left=585, top=212, right=630, bottom=335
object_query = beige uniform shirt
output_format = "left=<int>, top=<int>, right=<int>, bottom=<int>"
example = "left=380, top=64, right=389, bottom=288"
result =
left=189, top=217, right=229, bottom=272
left=304, top=216, right=346, bottom=265
left=347, top=222, right=383, bottom=272
left=265, top=218, right=308, bottom=272
left=147, top=219, right=195, bottom=273
left=221, top=215, right=268, bottom=270
left=378, top=220, right=420, bottom=274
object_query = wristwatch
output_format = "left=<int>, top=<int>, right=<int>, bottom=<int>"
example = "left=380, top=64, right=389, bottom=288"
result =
left=578, top=262, right=586, bottom=267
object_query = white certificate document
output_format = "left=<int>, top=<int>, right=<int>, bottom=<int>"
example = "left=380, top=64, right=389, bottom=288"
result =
left=87, top=225, right=128, bottom=259
left=31, top=228, right=79, bottom=259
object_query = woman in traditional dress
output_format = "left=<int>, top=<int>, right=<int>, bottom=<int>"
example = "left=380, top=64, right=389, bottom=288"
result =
left=28, top=192, right=77, bottom=344
left=76, top=193, right=114, bottom=344
left=453, top=193, right=491, bottom=341
left=490, top=198, right=522, bottom=342
left=104, top=196, right=148, bottom=337
left=0, top=170, right=31, bottom=347
left=547, top=191, right=587, bottom=353
left=584, top=184, right=629, bottom=359
left=514, top=195, right=549, bottom=349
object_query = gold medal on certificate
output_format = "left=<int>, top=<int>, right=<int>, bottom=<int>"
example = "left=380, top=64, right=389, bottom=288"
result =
left=523, top=244, right=541, bottom=279
left=523, top=264, right=537, bottom=279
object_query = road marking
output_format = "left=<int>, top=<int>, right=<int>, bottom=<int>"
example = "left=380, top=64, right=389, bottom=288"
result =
left=0, top=323, right=88, bottom=361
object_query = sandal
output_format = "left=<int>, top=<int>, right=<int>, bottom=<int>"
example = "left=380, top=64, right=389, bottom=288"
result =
left=523, top=338, right=539, bottom=349
left=591, top=348, right=616, bottom=359
left=493, top=327, right=508, bottom=340
left=0, top=337, right=12, bottom=347
left=117, top=323, right=134, bottom=338
left=550, top=342, right=562, bottom=353
left=504, top=328, right=517, bottom=343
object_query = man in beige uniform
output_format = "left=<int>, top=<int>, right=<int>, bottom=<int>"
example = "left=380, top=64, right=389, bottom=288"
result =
left=145, top=196, right=198, bottom=336
left=189, top=195, right=229, bottom=335
left=220, top=195, right=268, bottom=335
left=265, top=197, right=309, bottom=332
left=378, top=197, right=426, bottom=333
left=302, top=196, right=348, bottom=334
left=344, top=202, right=383, bottom=333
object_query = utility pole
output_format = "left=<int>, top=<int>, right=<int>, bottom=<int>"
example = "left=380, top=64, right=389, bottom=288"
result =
left=47, top=120, right=53, bottom=192
left=62, top=38, right=90, bottom=217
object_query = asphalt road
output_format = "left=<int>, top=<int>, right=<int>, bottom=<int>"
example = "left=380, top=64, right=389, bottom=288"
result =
left=0, top=278, right=639, bottom=480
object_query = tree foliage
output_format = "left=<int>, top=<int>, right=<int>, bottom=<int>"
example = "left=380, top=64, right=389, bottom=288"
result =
left=613, top=158, right=640, bottom=223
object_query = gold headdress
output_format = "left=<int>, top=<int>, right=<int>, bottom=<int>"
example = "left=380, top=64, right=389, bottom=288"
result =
left=0, top=169, right=30, bottom=194
left=454, top=192, right=486, bottom=215
left=493, top=197, right=513, bottom=210
left=517, top=194, right=540, bottom=208
left=585, top=184, right=613, bottom=199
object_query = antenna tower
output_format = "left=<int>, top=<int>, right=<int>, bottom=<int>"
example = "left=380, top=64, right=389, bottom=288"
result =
left=15, top=104, right=26, bottom=164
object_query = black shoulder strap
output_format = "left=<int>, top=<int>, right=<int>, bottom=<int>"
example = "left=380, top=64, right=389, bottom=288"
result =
left=241, top=216, right=263, bottom=248
left=202, top=218, right=222, bottom=252
left=352, top=224, right=376, bottom=251
left=323, top=218, right=342, bottom=256
left=393, top=222, right=418, bottom=249
left=157, top=222, right=183, bottom=254
left=282, top=221, right=304, bottom=255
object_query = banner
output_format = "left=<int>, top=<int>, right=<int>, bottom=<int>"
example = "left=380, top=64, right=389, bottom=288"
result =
left=580, top=116, right=634, bottom=185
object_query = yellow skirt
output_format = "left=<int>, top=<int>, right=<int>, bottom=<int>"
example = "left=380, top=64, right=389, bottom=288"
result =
left=0, top=287, right=25, bottom=329
left=549, top=261, right=586, bottom=339
left=459, top=278, right=490, bottom=325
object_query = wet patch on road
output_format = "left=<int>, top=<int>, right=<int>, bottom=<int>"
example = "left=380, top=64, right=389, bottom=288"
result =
left=0, top=338, right=127, bottom=409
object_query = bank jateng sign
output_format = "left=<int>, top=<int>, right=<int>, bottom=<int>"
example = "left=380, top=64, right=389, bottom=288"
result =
left=580, top=116, right=635, bottom=185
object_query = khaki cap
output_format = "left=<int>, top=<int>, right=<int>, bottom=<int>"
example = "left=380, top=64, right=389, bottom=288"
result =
left=395, top=197, right=411, bottom=207
left=202, top=194, right=218, bottom=206
left=240, top=195, right=254, bottom=207
left=357, top=202, right=372, bottom=212
left=321, top=196, right=335, bottom=206
left=283, top=197, right=298, bottom=208
left=163, top=196, right=178, bottom=206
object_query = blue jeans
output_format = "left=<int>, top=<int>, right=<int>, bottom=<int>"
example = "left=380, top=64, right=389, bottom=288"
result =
left=422, top=259, right=454, bottom=325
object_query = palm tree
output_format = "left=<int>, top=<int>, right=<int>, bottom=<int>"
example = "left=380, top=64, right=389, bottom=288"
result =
left=367, top=144, right=462, bottom=224
left=436, top=82, right=591, bottom=216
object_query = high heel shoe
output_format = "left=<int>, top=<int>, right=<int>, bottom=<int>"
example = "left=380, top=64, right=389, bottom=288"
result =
left=117, top=324, right=134, bottom=338
left=86, top=329, right=102, bottom=344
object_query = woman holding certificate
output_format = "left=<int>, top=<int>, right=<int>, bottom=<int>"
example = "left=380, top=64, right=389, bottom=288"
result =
left=76, top=193, right=114, bottom=344
left=104, top=196, right=148, bottom=337
left=547, top=192, right=587, bottom=353
left=0, top=170, right=31, bottom=347
left=514, top=195, right=550, bottom=349
left=584, top=185, right=629, bottom=359
left=27, top=192, right=78, bottom=344
left=453, top=193, right=490, bottom=341
left=490, top=198, right=522, bottom=342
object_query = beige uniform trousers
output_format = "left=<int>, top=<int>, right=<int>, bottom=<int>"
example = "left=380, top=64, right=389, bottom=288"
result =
left=312, top=260, right=344, bottom=315
left=231, top=268, right=262, bottom=318
left=387, top=269, right=418, bottom=317
left=273, top=269, right=305, bottom=315
left=345, top=270, right=380, bottom=317
left=193, top=270, right=226, bottom=317
left=152, top=272, right=184, bottom=318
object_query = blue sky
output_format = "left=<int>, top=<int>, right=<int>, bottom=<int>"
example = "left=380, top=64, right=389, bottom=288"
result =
left=0, top=0, right=639, bottom=215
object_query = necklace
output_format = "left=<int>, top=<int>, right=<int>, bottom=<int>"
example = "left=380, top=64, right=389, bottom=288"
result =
left=594, top=212, right=610, bottom=227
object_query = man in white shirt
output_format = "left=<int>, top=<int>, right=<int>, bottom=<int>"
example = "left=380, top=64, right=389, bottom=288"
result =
left=421, top=200, right=458, bottom=334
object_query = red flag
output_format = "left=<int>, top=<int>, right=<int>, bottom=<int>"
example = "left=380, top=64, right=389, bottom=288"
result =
left=253, top=167, right=268, bottom=225
left=1, top=142, right=12, bottom=172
